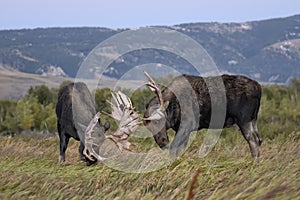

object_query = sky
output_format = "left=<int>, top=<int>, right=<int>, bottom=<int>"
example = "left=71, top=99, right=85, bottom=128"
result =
left=1, top=0, right=300, bottom=30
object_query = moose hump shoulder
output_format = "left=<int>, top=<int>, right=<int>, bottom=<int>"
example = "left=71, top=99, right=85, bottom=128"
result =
left=144, top=73, right=262, bottom=157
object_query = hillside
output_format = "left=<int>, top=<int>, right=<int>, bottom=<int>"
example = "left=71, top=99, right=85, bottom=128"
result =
left=0, top=15, right=300, bottom=84
left=0, top=67, right=145, bottom=100
left=0, top=68, right=68, bottom=99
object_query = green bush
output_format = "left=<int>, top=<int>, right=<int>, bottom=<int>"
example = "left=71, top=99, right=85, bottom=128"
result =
left=0, top=85, right=58, bottom=135
left=258, top=81, right=300, bottom=139
left=0, top=100, right=17, bottom=135
left=0, top=78, right=299, bottom=138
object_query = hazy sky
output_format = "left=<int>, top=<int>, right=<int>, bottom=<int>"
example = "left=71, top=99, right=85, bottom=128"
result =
left=1, top=0, right=300, bottom=30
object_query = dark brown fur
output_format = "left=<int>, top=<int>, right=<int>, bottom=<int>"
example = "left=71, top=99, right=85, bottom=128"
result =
left=144, top=74, right=262, bottom=157
left=56, top=82, right=109, bottom=165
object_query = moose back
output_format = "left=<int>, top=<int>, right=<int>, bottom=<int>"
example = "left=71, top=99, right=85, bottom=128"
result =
left=144, top=74, right=262, bottom=157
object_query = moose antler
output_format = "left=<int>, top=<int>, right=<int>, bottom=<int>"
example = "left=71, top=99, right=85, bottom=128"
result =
left=144, top=71, right=164, bottom=107
left=144, top=71, right=168, bottom=120
left=83, top=91, right=140, bottom=161
left=83, top=112, right=107, bottom=161
left=105, top=91, right=140, bottom=148
left=84, top=72, right=167, bottom=162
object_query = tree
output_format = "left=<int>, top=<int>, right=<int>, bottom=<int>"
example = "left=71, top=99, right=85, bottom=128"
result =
left=27, top=85, right=56, bottom=105
left=15, top=98, right=35, bottom=131
left=290, top=78, right=300, bottom=93
left=94, top=88, right=112, bottom=113
left=39, top=103, right=57, bottom=133
left=0, top=100, right=17, bottom=135
left=131, top=88, right=154, bottom=113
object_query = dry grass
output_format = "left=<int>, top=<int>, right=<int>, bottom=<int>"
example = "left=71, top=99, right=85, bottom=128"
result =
left=0, top=131, right=299, bottom=200
left=0, top=70, right=68, bottom=99
left=0, top=69, right=145, bottom=100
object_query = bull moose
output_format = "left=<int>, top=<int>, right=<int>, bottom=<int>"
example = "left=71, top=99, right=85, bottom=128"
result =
left=56, top=82, right=110, bottom=165
left=144, top=73, right=262, bottom=157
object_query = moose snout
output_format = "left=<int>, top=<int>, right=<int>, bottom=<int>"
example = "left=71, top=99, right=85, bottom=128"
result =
left=157, top=137, right=169, bottom=149
left=160, top=144, right=169, bottom=150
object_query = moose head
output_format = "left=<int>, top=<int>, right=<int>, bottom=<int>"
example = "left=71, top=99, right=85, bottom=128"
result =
left=143, top=71, right=171, bottom=149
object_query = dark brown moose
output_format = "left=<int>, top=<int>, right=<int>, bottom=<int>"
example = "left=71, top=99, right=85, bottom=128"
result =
left=144, top=73, right=262, bottom=157
left=56, top=82, right=140, bottom=165
left=56, top=82, right=110, bottom=165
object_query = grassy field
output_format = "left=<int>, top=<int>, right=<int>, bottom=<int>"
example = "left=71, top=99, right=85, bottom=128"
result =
left=0, top=70, right=68, bottom=100
left=0, top=128, right=299, bottom=200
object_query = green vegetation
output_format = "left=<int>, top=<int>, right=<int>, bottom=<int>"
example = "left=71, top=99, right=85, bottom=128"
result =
left=258, top=79, right=300, bottom=139
left=1, top=78, right=300, bottom=139
left=0, top=79, right=299, bottom=199
left=0, top=85, right=58, bottom=135
left=0, top=129, right=299, bottom=199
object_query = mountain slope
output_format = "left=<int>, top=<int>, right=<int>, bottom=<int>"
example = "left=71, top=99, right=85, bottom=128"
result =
left=1, top=15, right=300, bottom=83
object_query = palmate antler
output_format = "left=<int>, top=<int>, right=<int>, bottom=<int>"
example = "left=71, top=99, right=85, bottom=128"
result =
left=105, top=91, right=141, bottom=149
left=83, top=112, right=106, bottom=161
left=83, top=72, right=165, bottom=162
left=83, top=91, right=141, bottom=161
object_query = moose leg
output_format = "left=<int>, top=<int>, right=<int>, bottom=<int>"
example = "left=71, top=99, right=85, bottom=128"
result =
left=79, top=142, right=86, bottom=161
left=58, top=133, right=70, bottom=163
left=238, top=121, right=260, bottom=157
left=252, top=119, right=262, bottom=146
left=170, top=127, right=192, bottom=157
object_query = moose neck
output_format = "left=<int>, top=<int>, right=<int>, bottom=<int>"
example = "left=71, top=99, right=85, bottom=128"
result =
left=162, top=89, right=181, bottom=132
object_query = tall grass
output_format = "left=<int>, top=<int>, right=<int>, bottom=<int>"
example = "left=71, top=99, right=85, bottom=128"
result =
left=0, top=130, right=299, bottom=199
left=0, top=80, right=299, bottom=199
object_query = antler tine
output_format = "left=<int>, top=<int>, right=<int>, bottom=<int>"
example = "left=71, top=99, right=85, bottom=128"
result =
left=83, top=112, right=107, bottom=161
left=144, top=71, right=155, bottom=85
left=84, top=91, right=141, bottom=161
left=144, top=71, right=164, bottom=108
left=105, top=91, right=140, bottom=151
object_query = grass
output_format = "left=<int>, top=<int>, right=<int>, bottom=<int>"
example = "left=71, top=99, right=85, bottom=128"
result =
left=0, top=70, right=68, bottom=100
left=0, top=129, right=299, bottom=200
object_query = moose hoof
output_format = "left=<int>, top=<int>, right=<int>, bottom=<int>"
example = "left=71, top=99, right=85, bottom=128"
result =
left=58, top=155, right=65, bottom=163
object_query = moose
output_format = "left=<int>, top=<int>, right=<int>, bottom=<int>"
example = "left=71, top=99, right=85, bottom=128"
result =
left=56, top=73, right=262, bottom=165
left=56, top=82, right=140, bottom=165
left=143, top=73, right=262, bottom=157
left=56, top=82, right=110, bottom=165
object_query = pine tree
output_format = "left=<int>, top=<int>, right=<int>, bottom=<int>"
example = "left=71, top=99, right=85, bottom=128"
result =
left=16, top=98, right=34, bottom=131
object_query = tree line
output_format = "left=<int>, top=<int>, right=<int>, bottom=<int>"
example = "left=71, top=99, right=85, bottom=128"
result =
left=0, top=79, right=299, bottom=139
